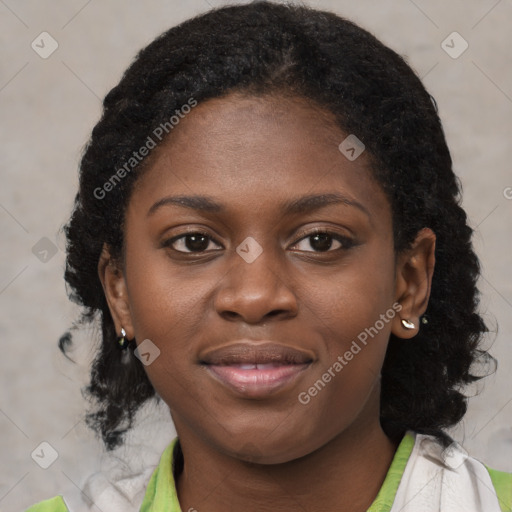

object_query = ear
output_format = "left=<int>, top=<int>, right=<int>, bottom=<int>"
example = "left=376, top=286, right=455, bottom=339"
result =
left=97, top=243, right=135, bottom=340
left=391, top=228, right=436, bottom=339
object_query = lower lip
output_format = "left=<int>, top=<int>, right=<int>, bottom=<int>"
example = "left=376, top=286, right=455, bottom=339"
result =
left=205, top=363, right=311, bottom=398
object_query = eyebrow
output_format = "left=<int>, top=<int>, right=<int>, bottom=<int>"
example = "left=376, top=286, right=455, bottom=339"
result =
left=147, top=193, right=370, bottom=219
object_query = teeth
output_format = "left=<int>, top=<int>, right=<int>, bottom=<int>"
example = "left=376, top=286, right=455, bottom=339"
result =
left=255, top=363, right=279, bottom=370
left=235, top=363, right=282, bottom=370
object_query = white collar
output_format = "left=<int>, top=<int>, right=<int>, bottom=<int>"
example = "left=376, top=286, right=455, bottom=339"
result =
left=391, top=431, right=502, bottom=512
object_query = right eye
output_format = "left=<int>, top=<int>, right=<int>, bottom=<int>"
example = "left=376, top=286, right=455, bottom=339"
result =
left=162, top=231, right=223, bottom=254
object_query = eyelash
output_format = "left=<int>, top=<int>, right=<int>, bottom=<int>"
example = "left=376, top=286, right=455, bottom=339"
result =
left=162, top=228, right=355, bottom=255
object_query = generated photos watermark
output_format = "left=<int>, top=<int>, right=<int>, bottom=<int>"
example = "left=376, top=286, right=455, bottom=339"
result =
left=134, top=338, right=161, bottom=366
left=298, top=302, right=402, bottom=405
left=338, top=134, right=365, bottom=161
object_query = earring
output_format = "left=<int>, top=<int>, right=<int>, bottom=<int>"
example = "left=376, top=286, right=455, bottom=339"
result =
left=401, top=319, right=416, bottom=330
left=118, top=327, right=129, bottom=350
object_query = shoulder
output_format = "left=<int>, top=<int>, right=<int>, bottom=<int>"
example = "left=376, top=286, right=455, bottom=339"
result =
left=25, top=438, right=180, bottom=512
left=25, top=495, right=69, bottom=512
left=485, top=465, right=512, bottom=512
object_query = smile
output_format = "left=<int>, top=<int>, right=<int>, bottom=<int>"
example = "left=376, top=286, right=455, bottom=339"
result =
left=200, top=341, right=314, bottom=399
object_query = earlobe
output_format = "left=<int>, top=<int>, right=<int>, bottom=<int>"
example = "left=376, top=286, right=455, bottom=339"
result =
left=97, top=243, right=135, bottom=340
left=392, top=228, right=436, bottom=340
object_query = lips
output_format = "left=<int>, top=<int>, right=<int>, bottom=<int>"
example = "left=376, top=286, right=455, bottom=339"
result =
left=200, top=341, right=314, bottom=398
left=200, top=342, right=314, bottom=366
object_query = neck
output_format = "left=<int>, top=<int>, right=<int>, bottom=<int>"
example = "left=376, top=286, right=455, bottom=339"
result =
left=174, top=418, right=399, bottom=512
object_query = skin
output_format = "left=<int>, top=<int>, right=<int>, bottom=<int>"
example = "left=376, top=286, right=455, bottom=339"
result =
left=99, top=92, right=435, bottom=512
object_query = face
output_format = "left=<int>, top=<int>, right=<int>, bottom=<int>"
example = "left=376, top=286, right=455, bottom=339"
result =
left=100, top=92, right=435, bottom=464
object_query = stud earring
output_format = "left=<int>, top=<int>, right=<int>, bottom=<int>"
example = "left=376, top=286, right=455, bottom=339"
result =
left=118, top=327, right=129, bottom=350
left=401, top=319, right=416, bottom=330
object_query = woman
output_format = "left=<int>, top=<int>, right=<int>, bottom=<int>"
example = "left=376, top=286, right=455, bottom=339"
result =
left=27, top=1, right=512, bottom=511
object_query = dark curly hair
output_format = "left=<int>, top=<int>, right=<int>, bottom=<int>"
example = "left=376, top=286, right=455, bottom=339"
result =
left=61, top=0, right=494, bottom=450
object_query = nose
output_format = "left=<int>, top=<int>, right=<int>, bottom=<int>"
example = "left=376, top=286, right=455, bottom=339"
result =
left=214, top=244, right=299, bottom=325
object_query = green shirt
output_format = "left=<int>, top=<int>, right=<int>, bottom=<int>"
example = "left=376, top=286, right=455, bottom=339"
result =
left=25, top=432, right=512, bottom=511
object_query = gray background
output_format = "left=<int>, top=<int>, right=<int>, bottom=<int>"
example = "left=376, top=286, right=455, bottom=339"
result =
left=1, top=0, right=511, bottom=510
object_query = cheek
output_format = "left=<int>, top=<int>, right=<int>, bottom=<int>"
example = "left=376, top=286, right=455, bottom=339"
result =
left=295, top=244, right=396, bottom=418
left=304, top=239, right=396, bottom=351
left=124, top=234, right=209, bottom=340
left=122, top=241, right=218, bottom=399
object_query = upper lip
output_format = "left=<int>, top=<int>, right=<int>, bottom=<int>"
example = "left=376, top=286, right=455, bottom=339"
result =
left=200, top=341, right=315, bottom=366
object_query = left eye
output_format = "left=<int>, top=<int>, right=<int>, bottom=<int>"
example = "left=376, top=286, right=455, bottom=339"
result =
left=291, top=231, right=352, bottom=253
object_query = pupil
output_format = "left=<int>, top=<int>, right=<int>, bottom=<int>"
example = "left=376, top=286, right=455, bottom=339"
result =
left=311, top=233, right=332, bottom=252
left=186, top=234, right=208, bottom=251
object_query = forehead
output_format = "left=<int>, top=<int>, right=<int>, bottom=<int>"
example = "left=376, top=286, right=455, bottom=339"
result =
left=160, top=92, right=345, bottom=158
left=129, top=92, right=389, bottom=224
